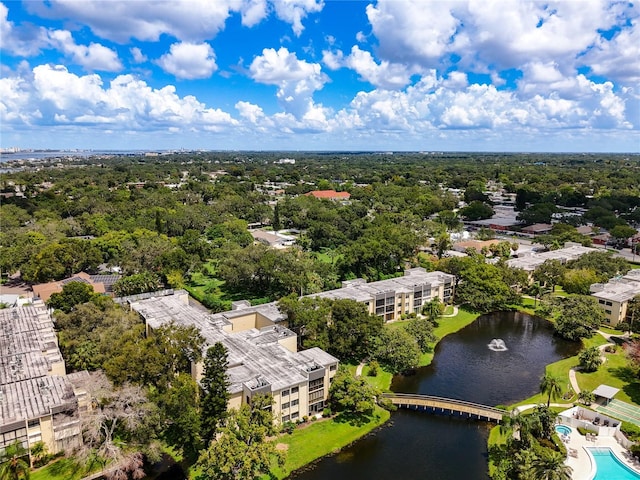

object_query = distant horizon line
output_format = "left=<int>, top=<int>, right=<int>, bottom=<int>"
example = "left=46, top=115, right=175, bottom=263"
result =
left=2, top=148, right=639, bottom=155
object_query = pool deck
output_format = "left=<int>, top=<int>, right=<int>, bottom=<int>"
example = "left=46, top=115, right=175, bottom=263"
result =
left=562, top=426, right=640, bottom=479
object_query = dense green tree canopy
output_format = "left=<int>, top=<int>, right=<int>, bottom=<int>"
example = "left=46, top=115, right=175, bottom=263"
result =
left=554, top=296, right=605, bottom=341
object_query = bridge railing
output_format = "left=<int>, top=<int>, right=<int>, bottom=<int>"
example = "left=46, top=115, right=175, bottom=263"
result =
left=382, top=393, right=510, bottom=416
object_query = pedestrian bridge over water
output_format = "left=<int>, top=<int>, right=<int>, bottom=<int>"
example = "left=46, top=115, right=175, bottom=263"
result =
left=382, top=393, right=510, bottom=423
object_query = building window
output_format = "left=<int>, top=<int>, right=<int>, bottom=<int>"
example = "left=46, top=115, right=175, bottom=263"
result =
left=309, top=389, right=324, bottom=402
left=291, top=412, right=299, bottom=419
left=599, top=299, right=605, bottom=304
left=291, top=399, right=299, bottom=407
left=309, top=378, right=324, bottom=392
left=605, top=310, right=612, bottom=315
left=282, top=389, right=289, bottom=397
left=28, top=419, right=39, bottom=429
left=282, top=402, right=290, bottom=409
left=309, top=401, right=324, bottom=414
left=291, top=386, right=299, bottom=394
left=282, top=415, right=290, bottom=422
left=329, top=364, right=337, bottom=371
left=605, top=301, right=612, bottom=306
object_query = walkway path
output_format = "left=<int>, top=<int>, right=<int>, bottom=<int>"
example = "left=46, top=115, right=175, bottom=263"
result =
left=514, top=402, right=574, bottom=413
left=355, top=362, right=365, bottom=377
left=568, top=330, right=628, bottom=396
left=441, top=305, right=459, bottom=317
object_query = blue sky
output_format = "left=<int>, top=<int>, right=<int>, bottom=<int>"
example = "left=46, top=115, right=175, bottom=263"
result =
left=1, top=0, right=639, bottom=152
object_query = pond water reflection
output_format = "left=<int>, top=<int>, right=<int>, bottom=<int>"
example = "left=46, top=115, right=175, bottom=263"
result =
left=289, top=311, right=581, bottom=480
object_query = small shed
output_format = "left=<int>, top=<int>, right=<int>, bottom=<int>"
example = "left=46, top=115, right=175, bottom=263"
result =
left=592, top=384, right=620, bottom=405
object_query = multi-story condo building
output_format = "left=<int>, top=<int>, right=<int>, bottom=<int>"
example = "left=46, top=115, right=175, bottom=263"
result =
left=129, top=292, right=339, bottom=423
left=506, top=244, right=598, bottom=276
left=310, top=268, right=455, bottom=322
left=0, top=301, right=83, bottom=457
left=590, top=269, right=640, bottom=326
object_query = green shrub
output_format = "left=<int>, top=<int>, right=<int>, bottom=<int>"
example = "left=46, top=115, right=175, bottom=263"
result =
left=322, top=407, right=332, bottom=417
left=368, top=360, right=379, bottom=377
left=630, top=444, right=640, bottom=458
left=281, top=421, right=296, bottom=435
left=577, top=426, right=598, bottom=436
left=621, top=422, right=640, bottom=441
left=550, top=433, right=567, bottom=457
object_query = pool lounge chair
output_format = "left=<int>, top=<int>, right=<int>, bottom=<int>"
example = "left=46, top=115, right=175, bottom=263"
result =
left=569, top=448, right=578, bottom=458
left=593, top=417, right=600, bottom=425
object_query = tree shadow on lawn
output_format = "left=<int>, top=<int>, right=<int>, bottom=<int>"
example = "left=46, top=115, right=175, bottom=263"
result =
left=333, top=412, right=377, bottom=427
left=609, top=366, right=640, bottom=405
left=45, top=458, right=84, bottom=478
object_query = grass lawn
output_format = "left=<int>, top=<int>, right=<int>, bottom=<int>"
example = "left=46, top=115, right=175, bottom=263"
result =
left=268, top=407, right=390, bottom=479
left=31, top=458, right=101, bottom=480
left=315, top=249, right=343, bottom=265
left=510, top=334, right=610, bottom=408
left=576, top=350, right=640, bottom=407
left=384, top=307, right=480, bottom=368
left=360, top=365, right=394, bottom=392
left=599, top=326, right=623, bottom=335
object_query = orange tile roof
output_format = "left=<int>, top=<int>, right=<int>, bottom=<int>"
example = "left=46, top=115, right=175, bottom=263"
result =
left=305, top=190, right=350, bottom=200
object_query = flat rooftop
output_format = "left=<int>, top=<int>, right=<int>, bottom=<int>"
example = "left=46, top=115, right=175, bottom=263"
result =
left=311, top=268, right=455, bottom=303
left=0, top=376, right=77, bottom=426
left=591, top=271, right=640, bottom=303
left=0, top=304, right=63, bottom=385
left=507, top=245, right=598, bottom=271
left=130, top=295, right=338, bottom=394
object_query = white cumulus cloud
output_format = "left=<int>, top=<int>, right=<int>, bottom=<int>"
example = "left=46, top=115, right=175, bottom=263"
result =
left=250, top=47, right=327, bottom=118
left=130, top=47, right=148, bottom=64
left=323, top=46, right=419, bottom=89
left=47, top=29, right=122, bottom=71
left=1, top=2, right=51, bottom=56
left=156, top=42, right=217, bottom=80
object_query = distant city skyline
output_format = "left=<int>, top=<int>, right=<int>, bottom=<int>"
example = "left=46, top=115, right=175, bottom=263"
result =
left=1, top=1, right=639, bottom=153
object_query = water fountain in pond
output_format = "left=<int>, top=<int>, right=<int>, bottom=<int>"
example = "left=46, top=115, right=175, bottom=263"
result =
left=488, top=338, right=508, bottom=351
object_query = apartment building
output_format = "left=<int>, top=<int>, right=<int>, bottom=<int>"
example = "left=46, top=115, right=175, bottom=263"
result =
left=129, top=292, right=339, bottom=423
left=590, top=269, right=640, bottom=326
left=506, top=244, right=599, bottom=275
left=310, top=268, right=455, bottom=322
left=0, top=302, right=83, bottom=456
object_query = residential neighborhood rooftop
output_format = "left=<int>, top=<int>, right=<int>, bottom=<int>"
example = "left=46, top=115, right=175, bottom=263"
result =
left=129, top=294, right=338, bottom=395
left=590, top=270, right=640, bottom=303
left=506, top=244, right=598, bottom=272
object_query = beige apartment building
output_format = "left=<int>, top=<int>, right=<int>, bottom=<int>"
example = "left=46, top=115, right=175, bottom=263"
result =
left=310, top=268, right=455, bottom=322
left=0, top=301, right=83, bottom=457
left=129, top=292, right=339, bottom=423
left=590, top=269, right=640, bottom=326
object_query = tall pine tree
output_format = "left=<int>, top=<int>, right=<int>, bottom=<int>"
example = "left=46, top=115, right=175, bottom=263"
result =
left=200, top=342, right=230, bottom=445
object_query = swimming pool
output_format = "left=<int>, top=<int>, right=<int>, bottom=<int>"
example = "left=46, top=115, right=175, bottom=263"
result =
left=588, top=447, right=640, bottom=480
left=555, top=424, right=572, bottom=436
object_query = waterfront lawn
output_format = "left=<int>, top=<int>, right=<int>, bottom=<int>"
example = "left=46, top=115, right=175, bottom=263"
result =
left=576, top=350, right=640, bottom=407
left=268, top=406, right=391, bottom=479
left=510, top=333, right=614, bottom=409
left=385, top=308, right=480, bottom=367
left=31, top=457, right=99, bottom=480
left=361, top=365, right=394, bottom=392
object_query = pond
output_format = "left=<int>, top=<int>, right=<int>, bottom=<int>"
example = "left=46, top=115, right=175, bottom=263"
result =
left=289, top=311, right=581, bottom=480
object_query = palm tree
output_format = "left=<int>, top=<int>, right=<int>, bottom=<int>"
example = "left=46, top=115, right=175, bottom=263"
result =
left=434, top=232, right=452, bottom=259
left=0, top=442, right=30, bottom=480
left=532, top=450, right=573, bottom=480
left=422, top=298, right=444, bottom=322
left=500, top=410, right=535, bottom=448
left=539, top=374, right=563, bottom=408
left=627, top=294, right=640, bottom=335
left=578, top=389, right=595, bottom=406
